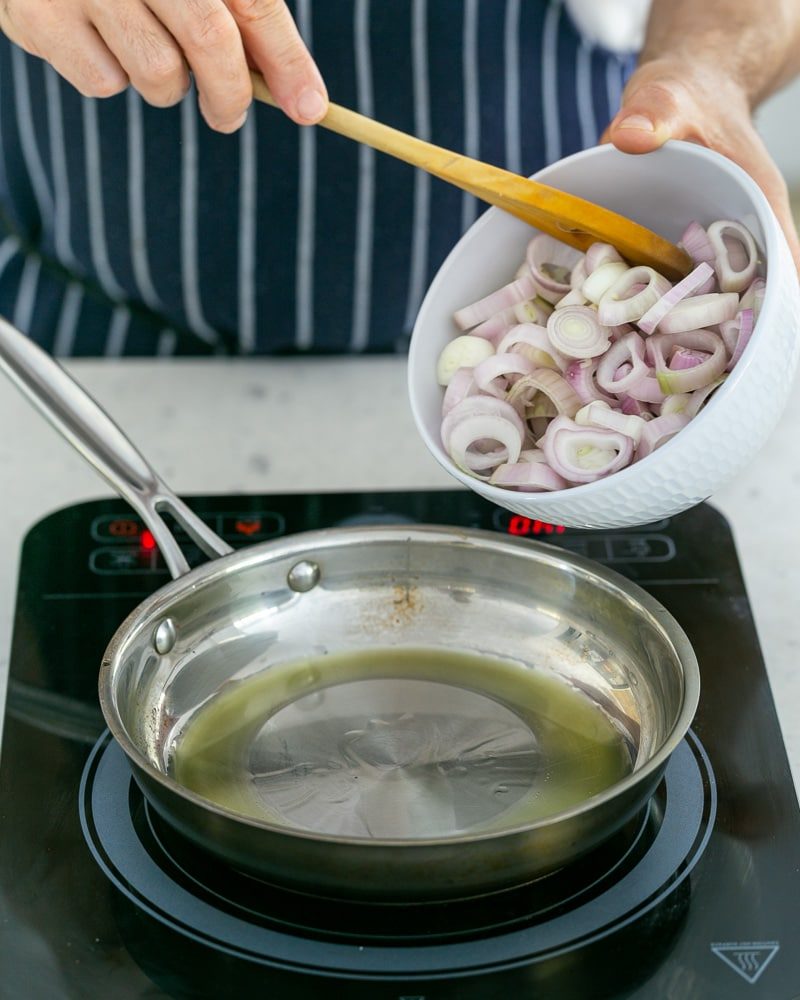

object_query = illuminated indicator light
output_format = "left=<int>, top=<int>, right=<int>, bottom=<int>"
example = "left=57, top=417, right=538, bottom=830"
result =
left=506, top=515, right=566, bottom=536
left=140, top=530, right=156, bottom=551
left=234, top=519, right=262, bottom=536
left=508, top=515, right=531, bottom=535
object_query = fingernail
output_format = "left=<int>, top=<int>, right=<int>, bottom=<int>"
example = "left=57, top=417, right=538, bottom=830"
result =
left=296, top=88, right=327, bottom=123
left=616, top=114, right=655, bottom=132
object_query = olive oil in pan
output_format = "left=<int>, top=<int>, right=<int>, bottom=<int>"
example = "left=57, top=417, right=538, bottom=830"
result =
left=172, top=647, right=633, bottom=840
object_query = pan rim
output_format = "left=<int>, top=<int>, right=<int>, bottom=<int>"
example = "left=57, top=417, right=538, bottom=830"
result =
left=98, top=523, right=700, bottom=848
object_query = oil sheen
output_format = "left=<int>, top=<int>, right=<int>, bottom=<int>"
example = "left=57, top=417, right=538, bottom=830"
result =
left=172, top=647, right=633, bottom=840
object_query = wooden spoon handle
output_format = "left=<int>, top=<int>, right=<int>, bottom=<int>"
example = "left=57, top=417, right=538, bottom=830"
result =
left=250, top=75, right=691, bottom=281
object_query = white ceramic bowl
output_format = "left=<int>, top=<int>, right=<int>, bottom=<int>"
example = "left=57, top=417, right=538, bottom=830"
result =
left=408, top=140, right=800, bottom=528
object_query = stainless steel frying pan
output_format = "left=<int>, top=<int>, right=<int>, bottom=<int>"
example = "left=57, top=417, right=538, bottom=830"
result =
left=0, top=317, right=700, bottom=901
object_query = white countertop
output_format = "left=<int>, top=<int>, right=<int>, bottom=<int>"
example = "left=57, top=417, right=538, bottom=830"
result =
left=0, top=356, right=798, bottom=790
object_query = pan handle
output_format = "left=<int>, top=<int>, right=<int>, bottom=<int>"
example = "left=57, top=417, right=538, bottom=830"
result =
left=0, top=315, right=233, bottom=578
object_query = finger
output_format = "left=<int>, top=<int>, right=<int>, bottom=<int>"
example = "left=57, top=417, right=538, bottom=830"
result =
left=144, top=0, right=251, bottom=132
left=40, top=24, right=129, bottom=98
left=89, top=0, right=190, bottom=108
left=0, top=1, right=43, bottom=56
left=225, top=0, right=327, bottom=124
left=0, top=3, right=128, bottom=97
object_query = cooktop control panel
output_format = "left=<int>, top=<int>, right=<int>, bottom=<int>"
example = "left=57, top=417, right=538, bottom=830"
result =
left=65, top=490, right=692, bottom=590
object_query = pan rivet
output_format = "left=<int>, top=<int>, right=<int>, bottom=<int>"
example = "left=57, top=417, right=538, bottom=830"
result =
left=287, top=560, right=320, bottom=593
left=154, top=618, right=177, bottom=655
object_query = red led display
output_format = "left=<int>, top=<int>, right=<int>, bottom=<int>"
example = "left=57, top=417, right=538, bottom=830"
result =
left=507, top=515, right=566, bottom=536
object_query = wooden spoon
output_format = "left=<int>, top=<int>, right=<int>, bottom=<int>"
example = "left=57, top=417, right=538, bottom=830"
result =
left=250, top=74, right=692, bottom=281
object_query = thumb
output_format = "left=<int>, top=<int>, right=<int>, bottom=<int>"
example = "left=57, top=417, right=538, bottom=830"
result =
left=607, top=76, right=687, bottom=154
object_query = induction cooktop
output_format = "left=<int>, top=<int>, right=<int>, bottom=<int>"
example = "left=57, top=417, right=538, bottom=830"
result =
left=1, top=490, right=798, bottom=999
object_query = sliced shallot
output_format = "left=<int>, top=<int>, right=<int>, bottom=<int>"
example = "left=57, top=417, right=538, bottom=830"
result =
left=441, top=396, right=526, bottom=478
left=554, top=287, right=589, bottom=309
left=659, top=393, right=691, bottom=417
left=441, top=367, right=477, bottom=416
left=541, top=416, right=635, bottom=483
left=454, top=272, right=539, bottom=330
left=489, top=461, right=569, bottom=491
left=547, top=305, right=612, bottom=359
left=647, top=329, right=727, bottom=394
left=575, top=400, right=647, bottom=445
left=679, top=221, right=716, bottom=265
left=668, top=348, right=708, bottom=370
left=440, top=215, right=765, bottom=494
left=473, top=352, right=535, bottom=398
left=707, top=220, right=759, bottom=293
left=462, top=445, right=510, bottom=472
left=720, top=308, right=755, bottom=371
left=507, top=369, right=583, bottom=424
left=497, top=323, right=568, bottom=371
left=637, top=262, right=715, bottom=335
left=584, top=242, right=625, bottom=274
left=565, top=357, right=618, bottom=406
left=595, top=331, right=649, bottom=393
left=635, top=414, right=691, bottom=460
left=470, top=297, right=554, bottom=342
left=654, top=292, right=739, bottom=334
left=659, top=384, right=726, bottom=420
left=620, top=394, right=654, bottom=418
left=622, top=368, right=667, bottom=405
left=581, top=261, right=630, bottom=304
left=598, top=266, right=672, bottom=326
left=570, top=257, right=589, bottom=290
left=436, top=335, right=495, bottom=385
left=441, top=395, right=525, bottom=447
left=739, top=277, right=766, bottom=318
left=683, top=377, right=727, bottom=418
left=526, top=234, right=584, bottom=304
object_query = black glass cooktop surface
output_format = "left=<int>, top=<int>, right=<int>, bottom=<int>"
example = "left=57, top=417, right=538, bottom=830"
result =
left=1, top=491, right=798, bottom=999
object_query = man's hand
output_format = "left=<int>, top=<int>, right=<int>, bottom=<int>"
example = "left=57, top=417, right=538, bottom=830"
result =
left=0, top=0, right=328, bottom=133
left=606, top=59, right=800, bottom=269
left=604, top=0, right=800, bottom=272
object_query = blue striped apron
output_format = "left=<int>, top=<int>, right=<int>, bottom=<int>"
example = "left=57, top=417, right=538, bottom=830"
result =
left=0, top=0, right=636, bottom=357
